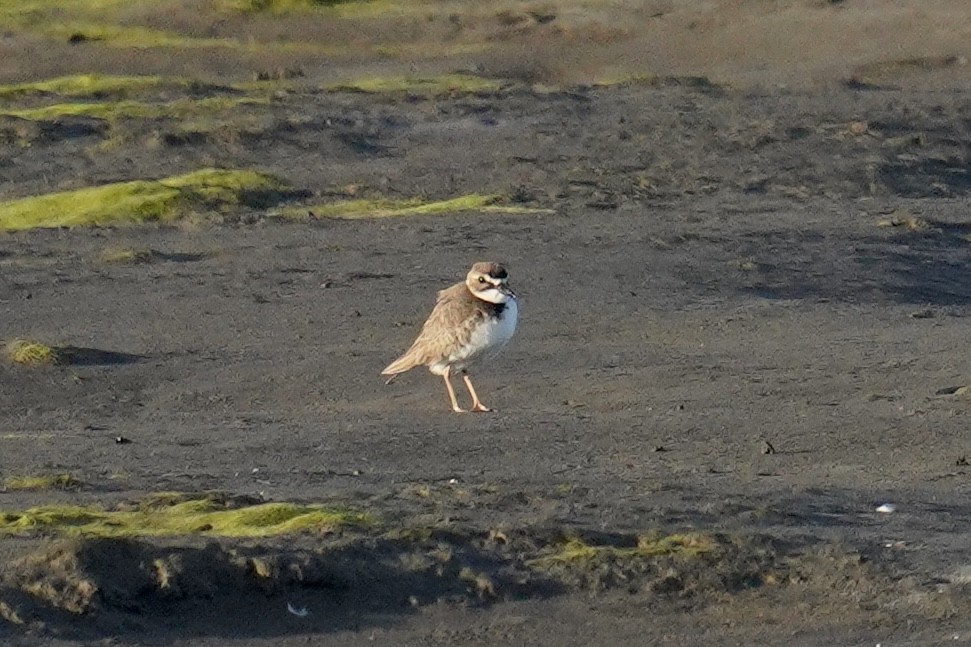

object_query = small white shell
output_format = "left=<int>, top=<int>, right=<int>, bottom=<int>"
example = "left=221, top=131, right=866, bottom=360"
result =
left=875, top=503, right=896, bottom=514
left=287, top=602, right=309, bottom=617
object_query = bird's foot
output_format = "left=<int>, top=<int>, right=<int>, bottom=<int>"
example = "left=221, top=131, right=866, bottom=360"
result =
left=471, top=403, right=493, bottom=413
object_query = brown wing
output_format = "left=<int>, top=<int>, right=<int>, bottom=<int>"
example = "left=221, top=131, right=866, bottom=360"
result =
left=381, top=283, right=483, bottom=375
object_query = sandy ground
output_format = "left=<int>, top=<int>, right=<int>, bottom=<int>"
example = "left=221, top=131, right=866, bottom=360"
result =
left=4, top=1, right=971, bottom=645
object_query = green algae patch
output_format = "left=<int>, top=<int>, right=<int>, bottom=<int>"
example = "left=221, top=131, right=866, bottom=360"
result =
left=310, top=194, right=501, bottom=218
left=226, top=0, right=374, bottom=12
left=0, top=496, right=373, bottom=538
left=0, top=1, right=428, bottom=56
left=0, top=72, right=273, bottom=126
left=0, top=74, right=167, bottom=100
left=3, top=474, right=81, bottom=491
left=21, top=22, right=342, bottom=56
left=590, top=73, right=659, bottom=88
left=0, top=73, right=265, bottom=101
left=0, top=168, right=291, bottom=231
left=280, top=194, right=552, bottom=220
left=2, top=95, right=267, bottom=122
left=5, top=340, right=59, bottom=365
left=6, top=100, right=160, bottom=121
left=98, top=247, right=156, bottom=264
left=223, top=0, right=419, bottom=19
left=327, top=74, right=502, bottom=97
left=531, top=532, right=717, bottom=567
left=36, top=23, right=239, bottom=51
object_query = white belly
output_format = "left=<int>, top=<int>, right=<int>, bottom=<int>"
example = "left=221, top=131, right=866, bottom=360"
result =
left=432, top=299, right=518, bottom=374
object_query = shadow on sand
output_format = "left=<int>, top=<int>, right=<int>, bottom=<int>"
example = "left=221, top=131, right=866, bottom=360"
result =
left=56, top=346, right=144, bottom=366
left=720, top=223, right=971, bottom=306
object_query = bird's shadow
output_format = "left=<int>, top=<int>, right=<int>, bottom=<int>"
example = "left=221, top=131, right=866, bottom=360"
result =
left=56, top=346, right=144, bottom=366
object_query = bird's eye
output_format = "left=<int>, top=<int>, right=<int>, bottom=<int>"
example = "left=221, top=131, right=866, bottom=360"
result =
left=478, top=276, right=486, bottom=283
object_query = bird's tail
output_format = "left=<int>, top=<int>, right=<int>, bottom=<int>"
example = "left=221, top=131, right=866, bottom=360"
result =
left=381, top=352, right=420, bottom=382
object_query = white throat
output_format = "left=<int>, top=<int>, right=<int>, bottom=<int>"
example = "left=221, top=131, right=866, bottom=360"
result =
left=476, top=286, right=513, bottom=304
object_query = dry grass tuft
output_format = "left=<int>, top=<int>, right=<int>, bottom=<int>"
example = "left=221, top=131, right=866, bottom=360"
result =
left=877, top=212, right=934, bottom=231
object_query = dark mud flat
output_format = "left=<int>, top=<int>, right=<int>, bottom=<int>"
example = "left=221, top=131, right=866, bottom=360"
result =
left=4, top=76, right=971, bottom=645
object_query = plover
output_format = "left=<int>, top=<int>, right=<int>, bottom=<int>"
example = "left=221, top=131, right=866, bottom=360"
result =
left=382, top=262, right=518, bottom=412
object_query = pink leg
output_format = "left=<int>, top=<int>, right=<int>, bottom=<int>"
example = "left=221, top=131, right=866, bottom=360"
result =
left=462, top=373, right=492, bottom=412
left=442, top=366, right=465, bottom=413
